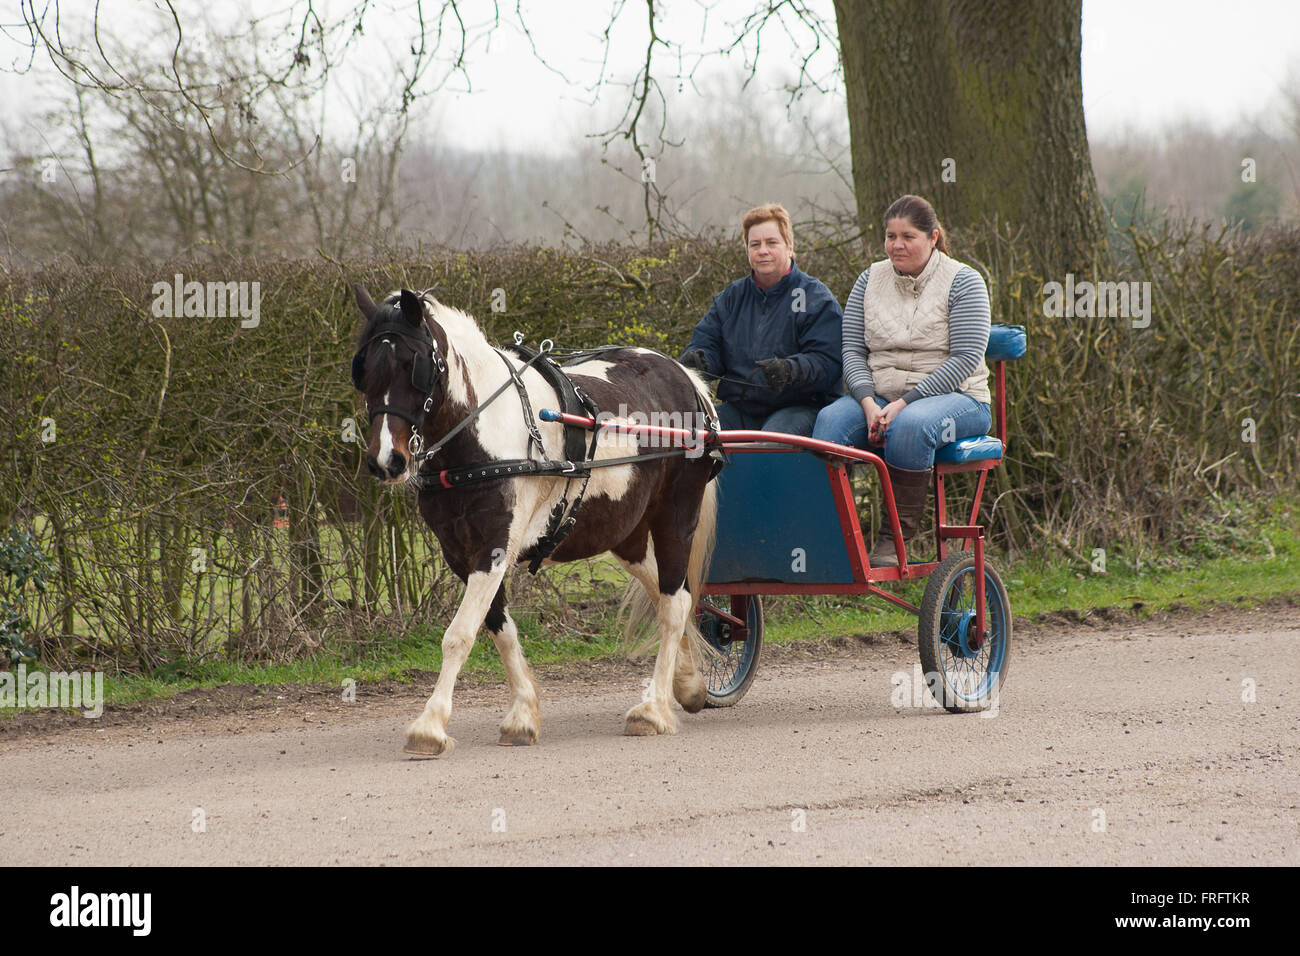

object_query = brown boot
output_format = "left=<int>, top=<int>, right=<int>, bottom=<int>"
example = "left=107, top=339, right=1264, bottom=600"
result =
left=869, top=465, right=932, bottom=568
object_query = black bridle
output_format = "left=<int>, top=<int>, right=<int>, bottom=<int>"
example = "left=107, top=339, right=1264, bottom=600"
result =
left=351, top=298, right=448, bottom=442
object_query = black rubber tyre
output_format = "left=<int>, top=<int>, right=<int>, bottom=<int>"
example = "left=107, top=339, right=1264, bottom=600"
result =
left=917, top=551, right=1011, bottom=713
left=699, top=595, right=764, bottom=707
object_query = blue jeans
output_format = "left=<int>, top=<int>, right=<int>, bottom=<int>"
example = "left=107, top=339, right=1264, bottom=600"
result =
left=812, top=393, right=991, bottom=470
left=716, top=403, right=819, bottom=437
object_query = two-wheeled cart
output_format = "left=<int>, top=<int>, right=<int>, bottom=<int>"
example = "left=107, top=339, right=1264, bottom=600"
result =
left=697, top=324, right=1026, bottom=712
left=542, top=324, right=1025, bottom=713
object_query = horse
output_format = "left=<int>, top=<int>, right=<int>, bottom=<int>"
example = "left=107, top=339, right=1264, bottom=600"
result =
left=349, top=285, right=720, bottom=755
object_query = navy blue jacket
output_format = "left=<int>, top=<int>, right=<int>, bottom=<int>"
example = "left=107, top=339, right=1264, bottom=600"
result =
left=683, top=262, right=843, bottom=418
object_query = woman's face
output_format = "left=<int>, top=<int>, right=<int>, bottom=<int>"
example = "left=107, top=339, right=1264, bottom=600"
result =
left=884, top=217, right=938, bottom=277
left=746, top=220, right=794, bottom=287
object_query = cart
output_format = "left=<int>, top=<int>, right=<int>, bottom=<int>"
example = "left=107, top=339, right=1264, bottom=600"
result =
left=540, top=325, right=1026, bottom=714
left=698, top=324, right=1026, bottom=712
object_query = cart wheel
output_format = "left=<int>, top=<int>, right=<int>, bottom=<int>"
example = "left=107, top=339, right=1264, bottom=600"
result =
left=917, top=551, right=1011, bottom=713
left=698, top=595, right=764, bottom=707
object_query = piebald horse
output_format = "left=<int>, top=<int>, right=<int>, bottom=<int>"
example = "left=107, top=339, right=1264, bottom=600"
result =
left=351, top=286, right=719, bottom=755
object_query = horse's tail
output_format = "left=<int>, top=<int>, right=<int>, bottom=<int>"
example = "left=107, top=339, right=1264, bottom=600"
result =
left=679, top=365, right=720, bottom=667
left=620, top=477, right=718, bottom=657
left=681, top=477, right=719, bottom=667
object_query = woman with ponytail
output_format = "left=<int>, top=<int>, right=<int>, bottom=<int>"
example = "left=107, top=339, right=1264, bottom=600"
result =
left=812, top=195, right=992, bottom=567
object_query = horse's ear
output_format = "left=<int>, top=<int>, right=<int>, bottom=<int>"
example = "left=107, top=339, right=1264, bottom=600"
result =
left=399, top=289, right=424, bottom=326
left=353, top=284, right=377, bottom=320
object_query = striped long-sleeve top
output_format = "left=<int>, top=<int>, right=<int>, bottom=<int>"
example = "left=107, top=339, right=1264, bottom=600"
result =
left=841, top=264, right=991, bottom=405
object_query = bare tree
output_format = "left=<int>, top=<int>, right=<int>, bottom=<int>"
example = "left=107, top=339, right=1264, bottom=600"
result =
left=7, top=0, right=1114, bottom=262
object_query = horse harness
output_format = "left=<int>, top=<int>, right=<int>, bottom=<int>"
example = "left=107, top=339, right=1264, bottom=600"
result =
left=353, top=308, right=722, bottom=572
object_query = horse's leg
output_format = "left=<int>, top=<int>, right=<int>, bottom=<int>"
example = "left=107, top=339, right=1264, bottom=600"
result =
left=485, top=582, right=541, bottom=746
left=404, top=568, right=504, bottom=756
left=672, top=608, right=708, bottom=714
left=666, top=480, right=711, bottom=714
left=617, top=537, right=696, bottom=735
left=623, top=586, right=694, bottom=735
left=616, top=549, right=672, bottom=734
left=618, top=536, right=706, bottom=723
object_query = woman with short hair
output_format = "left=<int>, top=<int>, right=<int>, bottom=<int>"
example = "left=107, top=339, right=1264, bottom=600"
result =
left=680, top=203, right=843, bottom=436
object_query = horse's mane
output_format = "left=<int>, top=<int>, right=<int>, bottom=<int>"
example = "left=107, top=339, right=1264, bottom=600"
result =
left=423, top=296, right=499, bottom=409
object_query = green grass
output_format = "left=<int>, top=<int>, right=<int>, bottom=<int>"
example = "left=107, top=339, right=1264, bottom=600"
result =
left=5, top=500, right=1297, bottom=716
left=763, top=499, right=1299, bottom=642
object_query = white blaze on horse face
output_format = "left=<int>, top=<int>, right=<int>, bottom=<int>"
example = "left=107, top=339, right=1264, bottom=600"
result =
left=376, top=389, right=399, bottom=475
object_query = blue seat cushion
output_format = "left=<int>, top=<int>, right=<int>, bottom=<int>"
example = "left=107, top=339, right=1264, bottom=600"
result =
left=986, top=324, right=1026, bottom=361
left=935, top=434, right=1003, bottom=464
left=927, top=327, right=1020, bottom=465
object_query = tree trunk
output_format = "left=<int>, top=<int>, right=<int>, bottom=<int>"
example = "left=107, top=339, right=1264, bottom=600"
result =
left=834, top=0, right=1106, bottom=273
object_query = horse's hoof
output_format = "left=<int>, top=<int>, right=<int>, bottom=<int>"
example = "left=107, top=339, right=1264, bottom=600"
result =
left=624, top=715, right=661, bottom=736
left=498, top=727, right=538, bottom=746
left=674, top=675, right=708, bottom=714
left=404, top=727, right=455, bottom=757
left=624, top=701, right=676, bottom=736
left=678, top=691, right=707, bottom=714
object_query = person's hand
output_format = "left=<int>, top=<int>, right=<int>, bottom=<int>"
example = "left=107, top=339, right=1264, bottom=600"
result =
left=680, top=350, right=709, bottom=372
left=755, top=356, right=795, bottom=390
left=863, top=397, right=905, bottom=443
left=862, top=397, right=885, bottom=444
left=878, top=398, right=907, bottom=431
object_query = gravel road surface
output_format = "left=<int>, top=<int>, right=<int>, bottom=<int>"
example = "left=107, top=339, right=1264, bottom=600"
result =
left=2, top=602, right=1296, bottom=865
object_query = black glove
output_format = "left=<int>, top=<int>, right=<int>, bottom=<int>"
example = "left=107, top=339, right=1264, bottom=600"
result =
left=755, top=356, right=797, bottom=390
left=680, top=350, right=709, bottom=372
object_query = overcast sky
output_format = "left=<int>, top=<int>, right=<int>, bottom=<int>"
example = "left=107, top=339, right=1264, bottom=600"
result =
left=2, top=0, right=1297, bottom=152
left=1081, top=0, right=1298, bottom=136
left=396, top=0, right=1300, bottom=149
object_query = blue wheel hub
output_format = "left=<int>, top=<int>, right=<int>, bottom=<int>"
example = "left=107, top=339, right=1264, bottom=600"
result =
left=942, top=608, right=980, bottom=659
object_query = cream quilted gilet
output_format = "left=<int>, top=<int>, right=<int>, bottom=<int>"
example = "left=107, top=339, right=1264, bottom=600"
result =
left=861, top=249, right=990, bottom=404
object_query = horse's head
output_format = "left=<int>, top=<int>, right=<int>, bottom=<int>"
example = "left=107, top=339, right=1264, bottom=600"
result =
left=351, top=284, right=448, bottom=483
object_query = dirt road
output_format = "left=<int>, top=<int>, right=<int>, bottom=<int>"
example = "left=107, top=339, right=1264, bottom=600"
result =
left=2, top=601, right=1297, bottom=865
